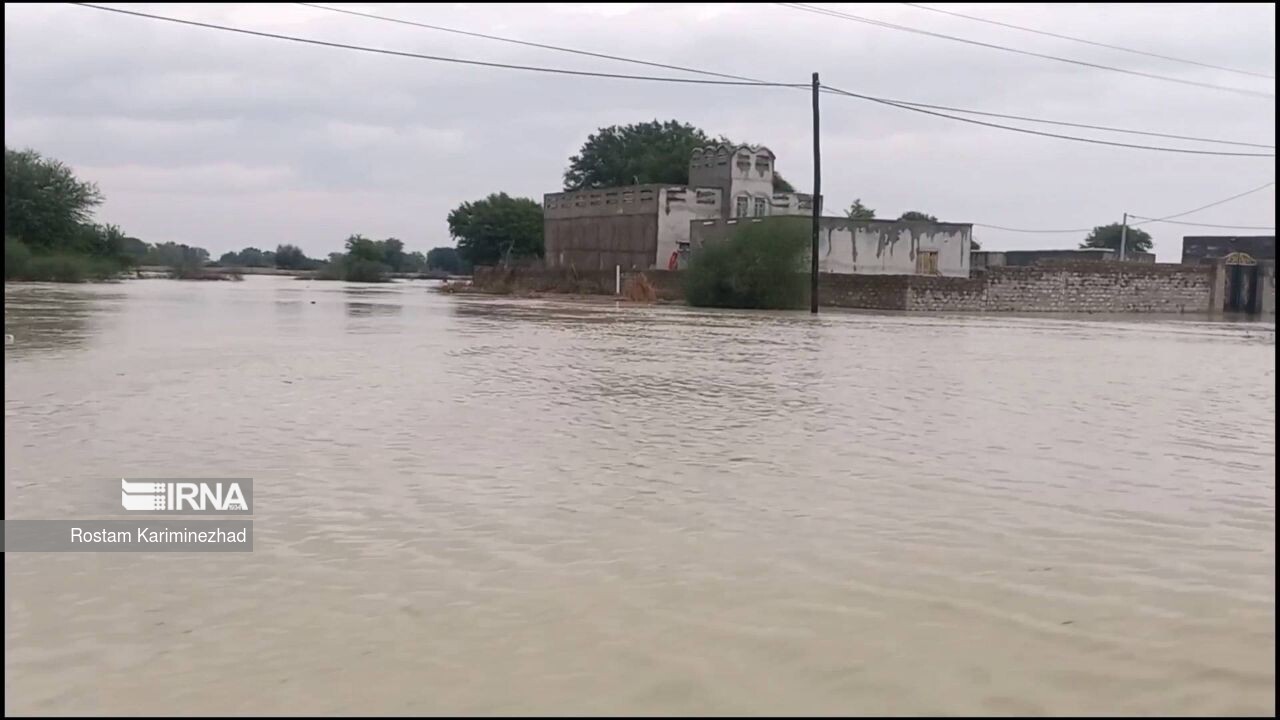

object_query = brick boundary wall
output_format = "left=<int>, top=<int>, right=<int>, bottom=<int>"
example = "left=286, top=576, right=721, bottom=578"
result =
left=910, top=263, right=1215, bottom=313
left=469, top=262, right=1217, bottom=313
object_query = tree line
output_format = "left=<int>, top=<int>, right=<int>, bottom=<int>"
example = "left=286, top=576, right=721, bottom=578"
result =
left=8, top=124, right=1153, bottom=284
left=4, top=146, right=472, bottom=283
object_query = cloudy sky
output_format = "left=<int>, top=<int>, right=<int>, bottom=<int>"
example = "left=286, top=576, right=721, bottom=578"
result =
left=4, top=2, right=1275, bottom=261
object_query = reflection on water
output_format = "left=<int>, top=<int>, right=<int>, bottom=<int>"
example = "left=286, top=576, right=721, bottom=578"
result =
left=4, top=277, right=1276, bottom=716
left=3, top=284, right=123, bottom=354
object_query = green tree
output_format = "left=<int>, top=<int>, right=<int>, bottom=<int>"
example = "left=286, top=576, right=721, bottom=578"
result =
left=344, top=234, right=382, bottom=262
left=564, top=120, right=796, bottom=192
left=447, top=193, right=544, bottom=267
left=401, top=251, right=428, bottom=273
left=4, top=147, right=103, bottom=251
left=426, top=246, right=467, bottom=274
left=274, top=244, right=314, bottom=270
left=899, top=211, right=939, bottom=222
left=565, top=120, right=709, bottom=190
left=381, top=237, right=406, bottom=272
left=846, top=199, right=876, bottom=220
left=144, top=241, right=209, bottom=269
left=1080, top=223, right=1153, bottom=254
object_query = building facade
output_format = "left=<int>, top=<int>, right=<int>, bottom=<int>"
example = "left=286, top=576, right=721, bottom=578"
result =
left=543, top=145, right=813, bottom=270
left=690, top=216, right=974, bottom=278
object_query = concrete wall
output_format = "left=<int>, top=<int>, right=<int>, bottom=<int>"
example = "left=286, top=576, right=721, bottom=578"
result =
left=976, top=249, right=1156, bottom=267
left=1260, top=261, right=1276, bottom=315
left=1182, top=235, right=1276, bottom=264
left=655, top=187, right=721, bottom=270
left=770, top=192, right=816, bottom=217
left=543, top=186, right=663, bottom=270
left=690, top=217, right=973, bottom=278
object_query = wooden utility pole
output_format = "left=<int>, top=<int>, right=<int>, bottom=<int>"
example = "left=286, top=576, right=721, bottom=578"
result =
left=811, top=72, right=821, bottom=314
left=1119, top=212, right=1128, bottom=261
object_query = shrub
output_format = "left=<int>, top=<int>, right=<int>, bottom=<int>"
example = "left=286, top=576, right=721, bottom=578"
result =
left=5, top=236, right=32, bottom=279
left=21, top=253, right=121, bottom=282
left=683, top=218, right=809, bottom=309
left=343, top=258, right=391, bottom=283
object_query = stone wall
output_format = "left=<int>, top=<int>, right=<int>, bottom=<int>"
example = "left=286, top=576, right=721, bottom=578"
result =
left=469, top=263, right=1217, bottom=313
left=909, top=263, right=1214, bottom=313
left=820, top=273, right=910, bottom=310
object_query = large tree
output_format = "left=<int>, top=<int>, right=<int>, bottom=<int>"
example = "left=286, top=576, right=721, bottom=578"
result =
left=564, top=120, right=796, bottom=192
left=5, top=147, right=103, bottom=251
left=447, top=193, right=544, bottom=266
left=1080, top=223, right=1153, bottom=254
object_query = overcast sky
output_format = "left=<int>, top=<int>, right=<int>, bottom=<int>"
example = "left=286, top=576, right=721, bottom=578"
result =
left=4, top=2, right=1275, bottom=261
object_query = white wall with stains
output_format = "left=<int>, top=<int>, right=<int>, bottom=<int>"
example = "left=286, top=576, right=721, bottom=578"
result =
left=818, top=220, right=971, bottom=277
left=690, top=217, right=973, bottom=278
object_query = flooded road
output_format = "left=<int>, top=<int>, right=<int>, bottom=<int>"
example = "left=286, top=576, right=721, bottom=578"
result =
left=4, top=276, right=1275, bottom=716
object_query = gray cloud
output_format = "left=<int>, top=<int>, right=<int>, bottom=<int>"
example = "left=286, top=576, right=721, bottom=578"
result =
left=4, top=2, right=1275, bottom=259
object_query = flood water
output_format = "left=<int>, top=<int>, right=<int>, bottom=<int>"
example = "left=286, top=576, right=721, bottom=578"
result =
left=4, top=276, right=1275, bottom=716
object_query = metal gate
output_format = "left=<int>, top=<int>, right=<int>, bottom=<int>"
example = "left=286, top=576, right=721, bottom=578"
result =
left=1223, top=252, right=1259, bottom=313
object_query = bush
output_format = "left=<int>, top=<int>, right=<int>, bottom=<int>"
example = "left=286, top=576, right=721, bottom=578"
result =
left=21, top=253, right=121, bottom=282
left=342, top=258, right=390, bottom=283
left=683, top=218, right=810, bottom=309
left=6, top=236, right=32, bottom=279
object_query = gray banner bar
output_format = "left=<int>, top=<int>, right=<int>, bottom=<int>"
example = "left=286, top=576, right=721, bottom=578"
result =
left=3, top=520, right=253, bottom=552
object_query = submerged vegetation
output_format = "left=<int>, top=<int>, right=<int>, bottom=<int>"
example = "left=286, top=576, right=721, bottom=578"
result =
left=682, top=218, right=810, bottom=310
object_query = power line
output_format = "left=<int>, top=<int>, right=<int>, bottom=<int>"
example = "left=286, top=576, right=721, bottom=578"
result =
left=820, top=84, right=1275, bottom=157
left=297, top=2, right=1274, bottom=151
left=901, top=2, right=1276, bottom=80
left=777, top=2, right=1275, bottom=99
left=974, top=180, right=1275, bottom=234
left=68, top=3, right=1277, bottom=158
left=973, top=223, right=1093, bottom=234
left=877, top=98, right=1274, bottom=149
left=1127, top=217, right=1275, bottom=230
left=69, top=4, right=805, bottom=87
left=294, top=2, right=755, bottom=84
left=1130, top=181, right=1275, bottom=226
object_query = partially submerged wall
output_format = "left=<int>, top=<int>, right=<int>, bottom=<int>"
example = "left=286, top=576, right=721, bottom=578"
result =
left=468, top=262, right=1217, bottom=313
left=911, top=263, right=1214, bottom=313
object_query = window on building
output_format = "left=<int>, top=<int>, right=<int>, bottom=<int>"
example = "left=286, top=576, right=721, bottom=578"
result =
left=735, top=196, right=749, bottom=218
left=753, top=197, right=768, bottom=217
left=736, top=154, right=751, bottom=172
left=916, top=250, right=940, bottom=275
left=756, top=156, right=771, bottom=175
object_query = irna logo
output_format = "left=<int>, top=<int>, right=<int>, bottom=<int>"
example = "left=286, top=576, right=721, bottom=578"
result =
left=120, top=479, right=252, bottom=514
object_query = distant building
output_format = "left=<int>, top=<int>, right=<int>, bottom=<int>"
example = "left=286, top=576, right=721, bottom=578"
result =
left=1181, top=236, right=1275, bottom=265
left=972, top=248, right=1156, bottom=270
left=542, top=144, right=813, bottom=270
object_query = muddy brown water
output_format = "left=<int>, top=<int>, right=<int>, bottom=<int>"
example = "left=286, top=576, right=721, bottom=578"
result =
left=4, top=277, right=1275, bottom=715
